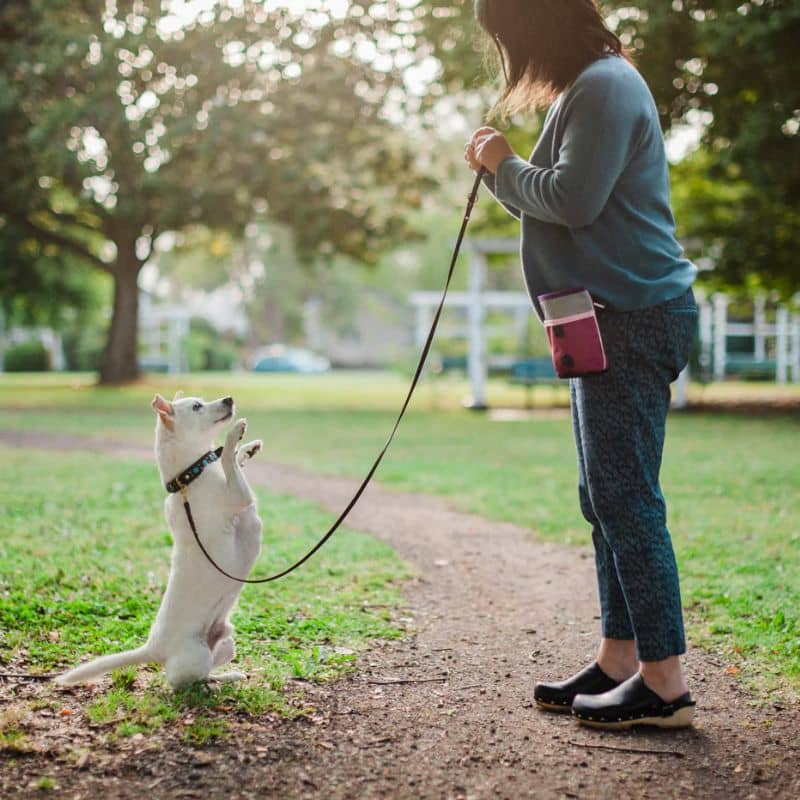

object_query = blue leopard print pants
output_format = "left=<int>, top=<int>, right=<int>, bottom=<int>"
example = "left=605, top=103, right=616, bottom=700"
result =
left=570, top=288, right=698, bottom=661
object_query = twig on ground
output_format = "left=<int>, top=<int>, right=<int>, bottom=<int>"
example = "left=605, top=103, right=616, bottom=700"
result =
left=567, top=740, right=685, bottom=759
left=0, top=672, right=56, bottom=681
left=358, top=736, right=394, bottom=748
left=365, top=676, right=448, bottom=686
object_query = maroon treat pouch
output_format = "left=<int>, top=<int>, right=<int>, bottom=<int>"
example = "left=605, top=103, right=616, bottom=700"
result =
left=538, top=288, right=608, bottom=378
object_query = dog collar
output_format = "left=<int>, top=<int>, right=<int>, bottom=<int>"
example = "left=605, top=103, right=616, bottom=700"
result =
left=165, top=446, right=224, bottom=494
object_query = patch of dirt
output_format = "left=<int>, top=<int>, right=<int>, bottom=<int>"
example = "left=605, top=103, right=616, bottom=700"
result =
left=1, top=430, right=799, bottom=799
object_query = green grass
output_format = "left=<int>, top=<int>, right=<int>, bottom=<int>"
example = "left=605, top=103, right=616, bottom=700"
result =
left=0, top=445, right=409, bottom=740
left=1, top=372, right=799, bottom=699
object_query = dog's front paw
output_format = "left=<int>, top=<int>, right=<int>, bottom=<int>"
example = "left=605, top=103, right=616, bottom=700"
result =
left=227, top=418, right=247, bottom=445
left=237, top=439, right=262, bottom=466
left=245, top=439, right=262, bottom=457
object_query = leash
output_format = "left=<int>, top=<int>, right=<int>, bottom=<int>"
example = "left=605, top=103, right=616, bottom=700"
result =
left=172, top=169, right=486, bottom=584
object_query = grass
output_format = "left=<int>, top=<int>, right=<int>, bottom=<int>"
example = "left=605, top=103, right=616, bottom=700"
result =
left=0, top=445, right=409, bottom=741
left=1, top=372, right=799, bottom=700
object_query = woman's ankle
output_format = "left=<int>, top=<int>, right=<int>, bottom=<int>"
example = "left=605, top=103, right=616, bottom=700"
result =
left=596, top=638, right=638, bottom=683
left=639, top=656, right=689, bottom=702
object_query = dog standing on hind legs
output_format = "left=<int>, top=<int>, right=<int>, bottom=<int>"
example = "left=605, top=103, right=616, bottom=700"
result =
left=55, top=392, right=264, bottom=689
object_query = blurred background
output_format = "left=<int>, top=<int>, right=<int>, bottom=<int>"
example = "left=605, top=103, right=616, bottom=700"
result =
left=0, top=0, right=798, bottom=407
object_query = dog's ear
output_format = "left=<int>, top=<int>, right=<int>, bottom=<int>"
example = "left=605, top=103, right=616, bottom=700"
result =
left=173, top=390, right=184, bottom=401
left=151, top=394, right=175, bottom=431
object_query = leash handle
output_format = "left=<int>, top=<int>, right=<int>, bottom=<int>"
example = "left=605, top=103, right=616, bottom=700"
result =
left=184, top=168, right=487, bottom=584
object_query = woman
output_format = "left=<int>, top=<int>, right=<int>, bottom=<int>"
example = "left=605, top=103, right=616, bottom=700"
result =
left=465, top=0, right=698, bottom=729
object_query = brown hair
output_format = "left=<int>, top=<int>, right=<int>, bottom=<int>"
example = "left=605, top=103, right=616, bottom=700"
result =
left=475, top=0, right=630, bottom=117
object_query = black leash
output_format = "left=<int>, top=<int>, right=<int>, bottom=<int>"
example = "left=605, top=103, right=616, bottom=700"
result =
left=175, top=169, right=486, bottom=584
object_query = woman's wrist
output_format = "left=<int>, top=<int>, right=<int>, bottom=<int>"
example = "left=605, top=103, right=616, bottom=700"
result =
left=468, top=127, right=515, bottom=174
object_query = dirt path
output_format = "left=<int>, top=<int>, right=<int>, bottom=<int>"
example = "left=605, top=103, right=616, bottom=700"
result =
left=1, top=429, right=798, bottom=799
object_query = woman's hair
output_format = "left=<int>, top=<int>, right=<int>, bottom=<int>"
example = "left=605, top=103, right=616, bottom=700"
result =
left=475, top=0, right=630, bottom=117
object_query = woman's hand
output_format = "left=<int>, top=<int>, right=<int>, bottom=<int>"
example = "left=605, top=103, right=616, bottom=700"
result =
left=465, top=126, right=515, bottom=174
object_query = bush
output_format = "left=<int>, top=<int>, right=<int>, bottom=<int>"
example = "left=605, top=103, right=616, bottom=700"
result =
left=62, top=325, right=105, bottom=371
left=3, top=340, right=50, bottom=372
left=186, top=318, right=239, bottom=371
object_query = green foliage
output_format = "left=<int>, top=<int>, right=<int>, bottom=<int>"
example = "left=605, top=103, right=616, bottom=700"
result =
left=186, top=318, right=239, bottom=372
left=2, top=340, right=50, bottom=372
left=181, top=717, right=229, bottom=745
left=85, top=688, right=179, bottom=733
left=0, top=0, right=435, bottom=380
left=61, top=321, right=106, bottom=372
left=0, top=243, right=107, bottom=330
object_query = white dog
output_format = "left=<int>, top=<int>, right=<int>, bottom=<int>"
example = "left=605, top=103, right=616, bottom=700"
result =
left=56, top=392, right=263, bottom=689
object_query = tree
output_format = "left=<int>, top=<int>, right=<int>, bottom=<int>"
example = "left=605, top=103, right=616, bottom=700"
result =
left=1, top=0, right=431, bottom=382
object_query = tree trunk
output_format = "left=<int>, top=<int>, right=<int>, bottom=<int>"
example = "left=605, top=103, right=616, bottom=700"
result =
left=99, top=248, right=142, bottom=384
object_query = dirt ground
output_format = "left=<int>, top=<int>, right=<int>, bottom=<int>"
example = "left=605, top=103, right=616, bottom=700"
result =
left=1, top=430, right=799, bottom=799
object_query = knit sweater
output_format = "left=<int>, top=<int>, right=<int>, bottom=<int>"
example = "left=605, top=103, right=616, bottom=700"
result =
left=484, top=54, right=696, bottom=312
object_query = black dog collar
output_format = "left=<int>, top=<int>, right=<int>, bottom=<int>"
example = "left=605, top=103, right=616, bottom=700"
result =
left=165, top=446, right=224, bottom=494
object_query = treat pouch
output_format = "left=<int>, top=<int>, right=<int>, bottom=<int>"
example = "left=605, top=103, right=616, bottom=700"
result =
left=537, top=288, right=608, bottom=378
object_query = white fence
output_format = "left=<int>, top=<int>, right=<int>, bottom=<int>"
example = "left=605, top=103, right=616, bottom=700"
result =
left=409, top=237, right=798, bottom=409
left=700, top=292, right=800, bottom=384
left=139, top=292, right=190, bottom=375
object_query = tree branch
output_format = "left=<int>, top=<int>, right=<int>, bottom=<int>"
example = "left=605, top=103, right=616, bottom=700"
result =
left=39, top=208, right=107, bottom=237
left=1, top=208, right=113, bottom=274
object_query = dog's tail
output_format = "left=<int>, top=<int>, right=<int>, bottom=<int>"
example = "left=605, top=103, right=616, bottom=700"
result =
left=54, top=645, right=153, bottom=686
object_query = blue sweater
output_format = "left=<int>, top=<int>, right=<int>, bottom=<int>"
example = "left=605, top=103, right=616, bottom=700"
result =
left=486, top=55, right=696, bottom=312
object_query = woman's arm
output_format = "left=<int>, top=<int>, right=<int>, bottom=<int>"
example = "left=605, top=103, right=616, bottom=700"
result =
left=481, top=171, right=521, bottom=220
left=473, top=75, right=643, bottom=229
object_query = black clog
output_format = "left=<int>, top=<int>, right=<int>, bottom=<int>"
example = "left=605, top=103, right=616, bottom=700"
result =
left=533, top=662, right=621, bottom=713
left=572, top=673, right=696, bottom=729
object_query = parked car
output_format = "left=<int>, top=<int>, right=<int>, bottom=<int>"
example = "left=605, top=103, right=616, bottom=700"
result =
left=251, top=345, right=330, bottom=374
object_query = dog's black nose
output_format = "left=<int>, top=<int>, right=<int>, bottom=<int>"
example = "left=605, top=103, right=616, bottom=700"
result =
left=222, top=396, right=233, bottom=407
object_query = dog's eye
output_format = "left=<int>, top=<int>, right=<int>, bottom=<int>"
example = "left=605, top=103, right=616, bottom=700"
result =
left=192, top=402, right=202, bottom=411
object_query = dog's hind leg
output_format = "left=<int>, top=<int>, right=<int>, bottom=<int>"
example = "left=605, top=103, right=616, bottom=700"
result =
left=211, top=636, right=236, bottom=668
left=208, top=618, right=236, bottom=668
left=164, top=640, right=213, bottom=689
left=210, top=636, right=247, bottom=682
left=208, top=669, right=246, bottom=684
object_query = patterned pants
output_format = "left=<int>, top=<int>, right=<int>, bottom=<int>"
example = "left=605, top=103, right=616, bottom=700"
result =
left=570, top=288, right=698, bottom=661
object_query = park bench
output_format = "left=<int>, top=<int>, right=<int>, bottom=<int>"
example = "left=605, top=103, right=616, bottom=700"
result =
left=724, top=356, right=777, bottom=380
left=510, top=357, right=560, bottom=408
left=439, top=355, right=468, bottom=372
